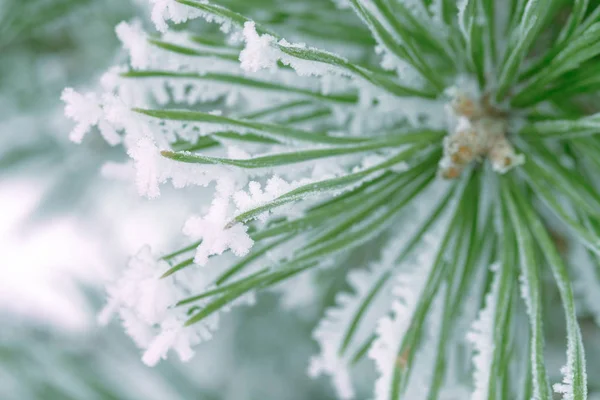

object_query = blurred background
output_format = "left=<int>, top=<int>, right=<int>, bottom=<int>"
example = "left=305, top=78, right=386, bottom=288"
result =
left=0, top=1, right=335, bottom=398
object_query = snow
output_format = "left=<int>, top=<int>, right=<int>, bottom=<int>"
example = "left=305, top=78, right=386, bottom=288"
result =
left=147, top=0, right=234, bottom=33
left=369, top=232, right=443, bottom=400
left=62, top=88, right=123, bottom=145
left=553, top=364, right=576, bottom=400
left=239, top=21, right=362, bottom=85
left=240, top=22, right=280, bottom=72
left=99, top=246, right=176, bottom=327
left=375, top=45, right=422, bottom=84
left=142, top=317, right=199, bottom=366
left=126, top=135, right=243, bottom=199
left=307, top=182, right=445, bottom=398
left=116, top=20, right=153, bottom=70
left=457, top=0, right=470, bottom=36
left=183, top=196, right=254, bottom=266
left=148, top=0, right=202, bottom=32
left=466, top=262, right=502, bottom=400
left=128, top=137, right=162, bottom=198
left=308, top=239, right=397, bottom=399
left=402, top=283, right=446, bottom=399
left=98, top=245, right=228, bottom=366
left=98, top=246, right=202, bottom=365
left=233, top=175, right=310, bottom=219
left=61, top=88, right=104, bottom=143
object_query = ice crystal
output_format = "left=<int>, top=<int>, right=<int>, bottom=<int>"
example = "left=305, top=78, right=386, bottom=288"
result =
left=466, top=262, right=501, bottom=400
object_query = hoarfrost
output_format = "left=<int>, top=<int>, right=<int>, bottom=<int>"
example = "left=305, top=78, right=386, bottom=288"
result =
left=466, top=262, right=502, bottom=400
left=183, top=196, right=254, bottom=266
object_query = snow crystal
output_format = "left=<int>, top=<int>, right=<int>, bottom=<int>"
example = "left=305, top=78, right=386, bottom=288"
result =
left=149, top=0, right=201, bottom=32
left=98, top=246, right=226, bottom=366
left=369, top=221, right=448, bottom=400
left=402, top=283, right=446, bottom=399
left=376, top=45, right=422, bottom=85
left=240, top=22, right=280, bottom=72
left=279, top=39, right=345, bottom=77
left=126, top=136, right=239, bottom=198
left=518, top=273, right=532, bottom=317
left=61, top=88, right=104, bottom=143
left=183, top=196, right=254, bottom=266
left=369, top=262, right=432, bottom=400
left=118, top=308, right=155, bottom=349
left=142, top=317, right=199, bottom=366
left=309, top=184, right=449, bottom=399
left=99, top=246, right=176, bottom=326
left=466, top=262, right=502, bottom=400
left=428, top=0, right=447, bottom=26
left=62, top=88, right=122, bottom=146
left=402, top=0, right=429, bottom=16
left=457, top=0, right=470, bottom=37
left=116, top=20, right=153, bottom=70
left=308, top=237, right=402, bottom=399
left=553, top=364, right=575, bottom=400
left=100, top=65, right=126, bottom=92
left=128, top=137, right=162, bottom=199
left=148, top=0, right=234, bottom=33
left=233, top=175, right=307, bottom=218
left=239, top=21, right=348, bottom=80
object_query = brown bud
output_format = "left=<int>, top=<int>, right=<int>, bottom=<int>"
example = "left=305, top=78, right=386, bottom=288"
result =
left=442, top=166, right=461, bottom=179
